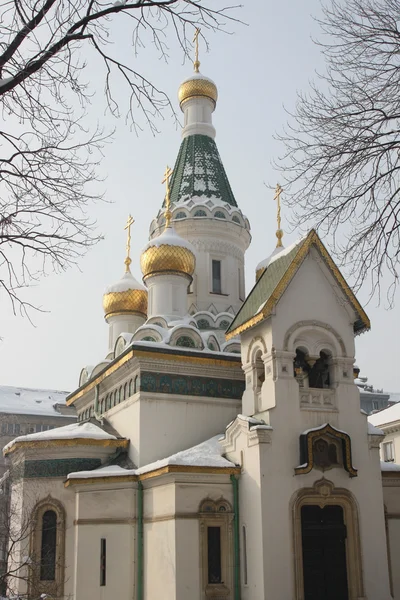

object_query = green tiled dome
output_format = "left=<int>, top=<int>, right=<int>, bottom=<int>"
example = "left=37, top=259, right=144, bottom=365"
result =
left=165, top=134, right=238, bottom=208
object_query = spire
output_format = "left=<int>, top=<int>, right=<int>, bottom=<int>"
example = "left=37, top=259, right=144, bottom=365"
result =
left=193, top=28, right=200, bottom=73
left=162, top=165, right=173, bottom=228
left=273, top=183, right=284, bottom=248
left=124, top=214, right=134, bottom=272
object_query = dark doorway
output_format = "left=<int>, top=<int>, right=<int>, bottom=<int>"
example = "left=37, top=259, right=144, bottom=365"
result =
left=301, top=505, right=349, bottom=600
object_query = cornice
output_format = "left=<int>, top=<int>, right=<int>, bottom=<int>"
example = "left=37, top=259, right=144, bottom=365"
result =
left=4, top=437, right=129, bottom=456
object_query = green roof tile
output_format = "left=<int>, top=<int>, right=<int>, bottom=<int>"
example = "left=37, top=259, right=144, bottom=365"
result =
left=227, top=230, right=370, bottom=338
left=165, top=134, right=238, bottom=208
left=227, top=241, right=302, bottom=336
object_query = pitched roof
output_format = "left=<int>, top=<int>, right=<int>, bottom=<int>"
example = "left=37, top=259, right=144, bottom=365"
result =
left=166, top=134, right=238, bottom=208
left=0, top=385, right=71, bottom=417
left=368, top=402, right=400, bottom=427
left=226, top=230, right=370, bottom=339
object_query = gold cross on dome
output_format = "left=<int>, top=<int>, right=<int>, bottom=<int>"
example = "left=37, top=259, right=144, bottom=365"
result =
left=162, top=165, right=173, bottom=228
left=193, top=28, right=200, bottom=73
left=124, top=214, right=134, bottom=271
left=273, top=183, right=284, bottom=248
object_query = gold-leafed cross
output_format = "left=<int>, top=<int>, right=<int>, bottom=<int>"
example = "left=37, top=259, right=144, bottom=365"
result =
left=162, top=165, right=173, bottom=228
left=273, top=183, right=284, bottom=248
left=124, top=214, right=134, bottom=271
left=193, top=28, right=200, bottom=73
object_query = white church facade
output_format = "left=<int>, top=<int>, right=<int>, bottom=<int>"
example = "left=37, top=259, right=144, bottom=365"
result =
left=3, top=48, right=400, bottom=600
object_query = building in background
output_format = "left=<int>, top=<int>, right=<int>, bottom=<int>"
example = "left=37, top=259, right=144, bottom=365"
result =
left=353, top=367, right=391, bottom=415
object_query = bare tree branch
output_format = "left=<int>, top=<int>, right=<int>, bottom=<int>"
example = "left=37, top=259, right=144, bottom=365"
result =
left=0, top=0, right=241, bottom=316
left=276, top=0, right=400, bottom=304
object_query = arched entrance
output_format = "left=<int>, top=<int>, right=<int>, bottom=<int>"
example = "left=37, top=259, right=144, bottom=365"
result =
left=292, top=479, right=364, bottom=600
left=301, top=504, right=348, bottom=599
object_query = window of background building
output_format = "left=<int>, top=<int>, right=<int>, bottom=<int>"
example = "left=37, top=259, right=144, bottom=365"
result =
left=383, top=441, right=395, bottom=462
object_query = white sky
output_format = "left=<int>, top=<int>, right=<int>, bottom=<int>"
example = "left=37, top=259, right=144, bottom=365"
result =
left=0, top=0, right=399, bottom=394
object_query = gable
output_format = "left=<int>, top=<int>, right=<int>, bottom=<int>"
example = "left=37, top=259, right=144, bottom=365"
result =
left=226, top=230, right=369, bottom=340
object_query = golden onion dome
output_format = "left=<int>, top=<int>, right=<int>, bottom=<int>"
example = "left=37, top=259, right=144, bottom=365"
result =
left=178, top=73, right=218, bottom=108
left=140, top=227, right=196, bottom=280
left=103, top=270, right=148, bottom=319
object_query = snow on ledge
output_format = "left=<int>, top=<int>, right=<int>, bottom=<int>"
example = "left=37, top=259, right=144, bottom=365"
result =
left=67, top=435, right=235, bottom=480
left=381, top=461, right=400, bottom=472
left=368, top=422, right=384, bottom=436
left=4, top=422, right=116, bottom=453
left=142, top=226, right=196, bottom=254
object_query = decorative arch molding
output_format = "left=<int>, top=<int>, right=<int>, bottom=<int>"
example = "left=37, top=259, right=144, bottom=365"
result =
left=198, top=497, right=234, bottom=600
left=29, top=495, right=66, bottom=600
left=295, top=423, right=357, bottom=478
left=169, top=327, right=204, bottom=349
left=291, top=479, right=365, bottom=600
left=133, top=326, right=164, bottom=344
left=246, top=336, right=267, bottom=365
left=284, top=320, right=347, bottom=357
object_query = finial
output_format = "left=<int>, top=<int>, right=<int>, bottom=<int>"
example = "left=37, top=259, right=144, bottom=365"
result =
left=124, top=214, right=135, bottom=272
left=193, top=28, right=200, bottom=73
left=273, top=183, right=284, bottom=248
left=162, top=165, right=173, bottom=229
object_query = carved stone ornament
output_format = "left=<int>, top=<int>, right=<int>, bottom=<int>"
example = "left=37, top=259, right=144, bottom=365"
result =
left=295, top=423, right=357, bottom=478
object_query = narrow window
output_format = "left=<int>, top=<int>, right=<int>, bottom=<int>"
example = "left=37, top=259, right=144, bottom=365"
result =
left=372, top=400, right=379, bottom=411
left=7, top=423, right=14, bottom=435
left=40, top=510, right=57, bottom=581
left=383, top=441, right=395, bottom=462
left=129, top=379, right=133, bottom=397
left=14, top=424, right=20, bottom=435
left=212, top=260, right=222, bottom=294
left=100, top=538, right=106, bottom=586
left=207, top=526, right=222, bottom=584
left=1, top=423, right=7, bottom=434
left=242, top=525, right=248, bottom=585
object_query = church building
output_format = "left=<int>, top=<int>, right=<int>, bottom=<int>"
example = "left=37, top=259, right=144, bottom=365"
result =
left=3, top=41, right=400, bottom=600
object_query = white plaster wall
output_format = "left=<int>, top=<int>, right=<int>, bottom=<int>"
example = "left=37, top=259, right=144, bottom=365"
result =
left=74, top=486, right=136, bottom=600
left=235, top=250, right=392, bottom=599
left=138, top=394, right=240, bottom=467
left=107, top=314, right=145, bottom=353
left=181, top=95, right=216, bottom=139
left=8, top=476, right=76, bottom=599
left=173, top=219, right=250, bottom=315
left=146, top=273, right=190, bottom=319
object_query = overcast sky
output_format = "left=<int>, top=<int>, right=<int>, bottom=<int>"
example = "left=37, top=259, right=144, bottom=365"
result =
left=0, top=0, right=399, bottom=394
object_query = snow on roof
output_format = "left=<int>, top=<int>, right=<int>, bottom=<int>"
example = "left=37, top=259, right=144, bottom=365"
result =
left=256, top=245, right=285, bottom=272
left=142, top=226, right=196, bottom=254
left=367, top=422, right=384, bottom=436
left=0, top=385, right=70, bottom=417
left=4, top=422, right=116, bottom=453
left=368, top=402, right=400, bottom=427
left=67, top=435, right=235, bottom=480
left=104, top=269, right=146, bottom=294
left=381, top=461, right=400, bottom=472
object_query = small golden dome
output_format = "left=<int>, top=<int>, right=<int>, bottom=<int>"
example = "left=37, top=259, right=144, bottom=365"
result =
left=178, top=73, right=218, bottom=108
left=103, top=271, right=148, bottom=319
left=141, top=228, right=196, bottom=279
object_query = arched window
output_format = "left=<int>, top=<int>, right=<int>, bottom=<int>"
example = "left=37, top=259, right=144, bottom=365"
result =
left=142, top=336, right=156, bottom=342
left=176, top=335, right=196, bottom=348
left=194, top=209, right=207, bottom=217
left=232, top=215, right=241, bottom=224
left=175, top=211, right=187, bottom=219
left=219, top=320, right=231, bottom=330
left=197, top=319, right=210, bottom=330
left=40, top=510, right=57, bottom=581
left=134, top=375, right=139, bottom=393
left=123, top=382, right=128, bottom=401
left=129, top=379, right=134, bottom=397
left=214, top=211, right=226, bottom=219
left=30, top=498, right=65, bottom=598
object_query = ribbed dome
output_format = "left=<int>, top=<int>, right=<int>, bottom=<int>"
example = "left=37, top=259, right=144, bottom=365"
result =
left=103, top=270, right=148, bottom=318
left=141, top=227, right=196, bottom=279
left=178, top=73, right=218, bottom=108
